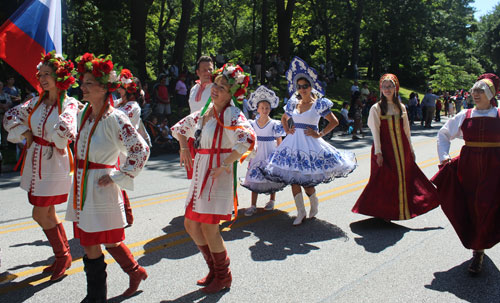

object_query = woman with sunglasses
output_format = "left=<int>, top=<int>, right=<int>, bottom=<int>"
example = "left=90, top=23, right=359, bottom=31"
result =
left=66, top=53, right=150, bottom=301
left=172, top=63, right=255, bottom=293
left=3, top=51, right=78, bottom=281
left=432, top=73, right=500, bottom=275
left=352, top=74, right=439, bottom=221
left=263, top=57, right=356, bottom=226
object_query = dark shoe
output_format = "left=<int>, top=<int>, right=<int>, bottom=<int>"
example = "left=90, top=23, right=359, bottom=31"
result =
left=468, top=251, right=484, bottom=276
left=82, top=254, right=107, bottom=303
left=106, top=242, right=147, bottom=297
left=43, top=224, right=72, bottom=281
left=197, top=245, right=215, bottom=286
left=201, top=250, right=232, bottom=294
left=352, top=135, right=360, bottom=140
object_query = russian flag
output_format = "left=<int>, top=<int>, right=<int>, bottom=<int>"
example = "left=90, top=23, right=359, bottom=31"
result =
left=0, top=0, right=62, bottom=91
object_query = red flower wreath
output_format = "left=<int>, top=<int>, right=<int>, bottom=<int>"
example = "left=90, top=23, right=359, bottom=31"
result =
left=36, top=51, right=77, bottom=91
left=119, top=68, right=138, bottom=94
left=75, top=53, right=120, bottom=92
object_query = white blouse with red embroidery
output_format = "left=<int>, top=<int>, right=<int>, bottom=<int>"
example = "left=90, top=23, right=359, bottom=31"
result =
left=171, top=105, right=256, bottom=216
left=65, top=108, right=150, bottom=233
left=3, top=96, right=78, bottom=197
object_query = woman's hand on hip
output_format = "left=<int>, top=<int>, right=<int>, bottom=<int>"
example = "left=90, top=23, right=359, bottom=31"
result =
left=210, top=166, right=230, bottom=179
left=376, top=153, right=383, bottom=167
left=98, top=174, right=114, bottom=187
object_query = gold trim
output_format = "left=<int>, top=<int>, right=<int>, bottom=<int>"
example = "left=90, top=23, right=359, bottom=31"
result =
left=465, top=141, right=500, bottom=147
left=394, top=115, right=410, bottom=219
left=387, top=116, right=405, bottom=220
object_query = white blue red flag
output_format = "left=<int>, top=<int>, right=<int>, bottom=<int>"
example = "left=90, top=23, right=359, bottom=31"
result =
left=0, top=0, right=62, bottom=91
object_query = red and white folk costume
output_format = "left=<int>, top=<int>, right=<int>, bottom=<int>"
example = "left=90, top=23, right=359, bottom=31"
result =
left=189, top=81, right=213, bottom=113
left=352, top=74, right=439, bottom=220
left=172, top=104, right=255, bottom=223
left=432, top=73, right=500, bottom=274
left=4, top=95, right=78, bottom=204
left=2, top=51, right=78, bottom=281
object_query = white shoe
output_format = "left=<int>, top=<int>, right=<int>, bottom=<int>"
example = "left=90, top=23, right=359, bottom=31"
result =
left=308, top=193, right=318, bottom=218
left=264, top=200, right=275, bottom=211
left=293, top=194, right=306, bottom=226
left=244, top=205, right=257, bottom=216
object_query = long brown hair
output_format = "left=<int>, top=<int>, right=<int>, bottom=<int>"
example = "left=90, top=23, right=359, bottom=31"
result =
left=379, top=91, right=403, bottom=115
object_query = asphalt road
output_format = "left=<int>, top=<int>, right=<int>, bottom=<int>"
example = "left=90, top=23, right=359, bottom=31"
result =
left=0, top=117, right=499, bottom=303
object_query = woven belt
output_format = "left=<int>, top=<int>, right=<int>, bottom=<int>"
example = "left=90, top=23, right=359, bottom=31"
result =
left=76, top=159, right=116, bottom=169
left=196, top=148, right=232, bottom=154
left=33, top=136, right=55, bottom=147
left=257, top=136, right=276, bottom=141
left=294, top=123, right=318, bottom=131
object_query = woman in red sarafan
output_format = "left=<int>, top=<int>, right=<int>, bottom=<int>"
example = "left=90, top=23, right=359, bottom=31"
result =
left=432, top=73, right=500, bottom=275
left=352, top=74, right=439, bottom=220
left=3, top=51, right=78, bottom=281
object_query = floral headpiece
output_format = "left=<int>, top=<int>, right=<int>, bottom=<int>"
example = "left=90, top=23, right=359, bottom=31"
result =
left=212, top=63, right=250, bottom=100
left=286, top=56, right=324, bottom=97
left=119, top=69, right=138, bottom=94
left=247, top=85, right=280, bottom=111
left=75, top=53, right=120, bottom=92
left=36, top=51, right=77, bottom=91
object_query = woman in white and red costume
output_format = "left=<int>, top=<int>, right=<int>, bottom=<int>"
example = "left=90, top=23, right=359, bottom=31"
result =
left=115, top=68, right=151, bottom=226
left=66, top=53, right=150, bottom=301
left=172, top=63, right=255, bottom=293
left=3, top=51, right=78, bottom=281
left=432, top=73, right=500, bottom=275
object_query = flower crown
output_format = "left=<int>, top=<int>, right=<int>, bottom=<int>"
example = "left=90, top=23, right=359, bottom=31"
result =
left=36, top=51, right=77, bottom=91
left=213, top=63, right=250, bottom=100
left=75, top=53, right=120, bottom=92
left=119, top=69, right=138, bottom=94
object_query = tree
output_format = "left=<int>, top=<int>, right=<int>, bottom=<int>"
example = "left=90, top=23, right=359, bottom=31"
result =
left=275, top=0, right=296, bottom=62
left=172, top=0, right=194, bottom=68
left=130, top=0, right=154, bottom=80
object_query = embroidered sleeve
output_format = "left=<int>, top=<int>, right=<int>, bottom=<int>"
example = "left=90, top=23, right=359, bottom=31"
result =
left=171, top=111, right=200, bottom=140
left=315, top=97, right=334, bottom=117
left=119, top=102, right=141, bottom=128
left=3, top=97, right=37, bottom=143
left=229, top=108, right=256, bottom=154
left=109, top=112, right=150, bottom=191
left=51, top=96, right=78, bottom=149
left=272, top=120, right=286, bottom=137
left=284, top=95, right=298, bottom=116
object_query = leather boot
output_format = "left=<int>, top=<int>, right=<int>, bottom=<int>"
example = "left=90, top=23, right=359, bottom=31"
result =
left=201, top=250, right=232, bottom=294
left=308, top=193, right=318, bottom=218
left=43, top=223, right=71, bottom=273
left=81, top=254, right=107, bottom=303
left=468, top=250, right=484, bottom=275
left=43, top=225, right=72, bottom=281
left=293, top=193, right=306, bottom=225
left=106, top=242, right=147, bottom=297
left=197, top=245, right=215, bottom=286
left=122, top=190, right=134, bottom=226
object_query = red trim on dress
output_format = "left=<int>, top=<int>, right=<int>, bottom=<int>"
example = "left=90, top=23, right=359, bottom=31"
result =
left=27, top=192, right=68, bottom=207
left=184, top=198, right=231, bottom=224
left=73, top=222, right=125, bottom=246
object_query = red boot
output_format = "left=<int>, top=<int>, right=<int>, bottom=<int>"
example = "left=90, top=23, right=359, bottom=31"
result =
left=201, top=250, right=232, bottom=294
left=122, top=190, right=134, bottom=226
left=106, top=242, right=147, bottom=297
left=197, top=245, right=215, bottom=286
left=43, top=223, right=70, bottom=273
left=43, top=224, right=72, bottom=281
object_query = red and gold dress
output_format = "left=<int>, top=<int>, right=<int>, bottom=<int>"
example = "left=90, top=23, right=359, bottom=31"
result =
left=432, top=107, right=500, bottom=249
left=352, top=103, right=439, bottom=220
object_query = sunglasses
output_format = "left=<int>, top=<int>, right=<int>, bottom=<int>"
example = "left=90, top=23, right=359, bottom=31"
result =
left=297, top=83, right=311, bottom=90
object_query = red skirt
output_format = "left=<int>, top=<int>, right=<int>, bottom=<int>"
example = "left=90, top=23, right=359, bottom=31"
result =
left=28, top=192, right=68, bottom=207
left=185, top=198, right=231, bottom=225
left=352, top=115, right=439, bottom=220
left=73, top=222, right=125, bottom=246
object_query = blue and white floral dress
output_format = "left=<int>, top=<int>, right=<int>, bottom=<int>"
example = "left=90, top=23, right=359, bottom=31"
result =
left=263, top=95, right=357, bottom=186
left=241, top=119, right=286, bottom=194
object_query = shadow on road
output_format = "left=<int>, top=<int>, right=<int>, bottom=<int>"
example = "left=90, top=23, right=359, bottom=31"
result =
left=350, top=218, right=443, bottom=253
left=425, top=256, right=500, bottom=303
left=160, top=288, right=228, bottom=303
left=226, top=209, right=348, bottom=261
left=0, top=272, right=67, bottom=303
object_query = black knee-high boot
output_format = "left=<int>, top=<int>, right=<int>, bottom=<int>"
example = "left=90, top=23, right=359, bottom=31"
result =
left=81, top=254, right=107, bottom=303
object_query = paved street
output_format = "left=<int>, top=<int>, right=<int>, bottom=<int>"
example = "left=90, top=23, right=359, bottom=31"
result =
left=0, top=118, right=499, bottom=303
